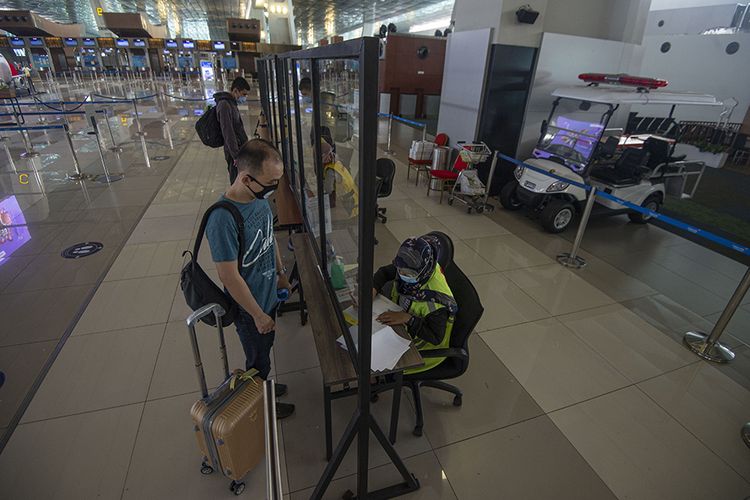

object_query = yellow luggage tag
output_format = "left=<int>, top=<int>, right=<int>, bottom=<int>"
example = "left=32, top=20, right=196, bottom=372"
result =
left=229, top=368, right=260, bottom=390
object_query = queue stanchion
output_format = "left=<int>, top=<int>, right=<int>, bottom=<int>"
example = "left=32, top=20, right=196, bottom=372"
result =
left=63, top=122, right=87, bottom=181
left=89, top=114, right=113, bottom=183
left=557, top=186, right=597, bottom=269
left=103, top=108, right=123, bottom=153
left=385, top=113, right=394, bottom=156
left=18, top=127, right=39, bottom=159
left=742, top=423, right=750, bottom=448
left=683, top=267, right=750, bottom=363
left=0, top=134, right=16, bottom=173
left=159, top=94, right=174, bottom=150
left=131, top=98, right=151, bottom=169
left=421, top=123, right=427, bottom=142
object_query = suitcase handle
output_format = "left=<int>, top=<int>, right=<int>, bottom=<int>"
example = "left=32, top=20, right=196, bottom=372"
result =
left=186, top=303, right=231, bottom=398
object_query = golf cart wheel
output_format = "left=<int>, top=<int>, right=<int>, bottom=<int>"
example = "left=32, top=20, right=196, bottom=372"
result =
left=541, top=199, right=575, bottom=234
left=629, top=195, right=661, bottom=224
left=499, top=180, right=523, bottom=211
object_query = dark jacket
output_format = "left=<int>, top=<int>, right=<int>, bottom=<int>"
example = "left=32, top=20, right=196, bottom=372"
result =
left=214, top=91, right=248, bottom=162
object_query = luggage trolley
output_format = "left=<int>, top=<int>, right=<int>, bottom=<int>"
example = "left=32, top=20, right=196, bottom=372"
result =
left=448, top=142, right=495, bottom=214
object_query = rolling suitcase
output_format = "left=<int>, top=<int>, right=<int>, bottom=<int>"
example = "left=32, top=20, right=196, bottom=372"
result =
left=187, top=303, right=265, bottom=496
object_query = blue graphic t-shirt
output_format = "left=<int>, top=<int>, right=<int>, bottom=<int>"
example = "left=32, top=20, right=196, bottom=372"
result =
left=205, top=196, right=278, bottom=314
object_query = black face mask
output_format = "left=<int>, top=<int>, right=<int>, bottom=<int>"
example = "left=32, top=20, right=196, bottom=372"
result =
left=246, top=175, right=278, bottom=199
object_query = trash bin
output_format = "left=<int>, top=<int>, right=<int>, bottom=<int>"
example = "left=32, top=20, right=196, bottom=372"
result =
left=430, top=146, right=450, bottom=190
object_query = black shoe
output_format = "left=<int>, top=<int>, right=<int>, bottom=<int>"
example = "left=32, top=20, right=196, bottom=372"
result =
left=274, top=383, right=288, bottom=398
left=276, top=402, right=295, bottom=419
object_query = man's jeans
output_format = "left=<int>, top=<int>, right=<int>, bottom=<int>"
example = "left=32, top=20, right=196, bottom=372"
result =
left=234, top=308, right=277, bottom=379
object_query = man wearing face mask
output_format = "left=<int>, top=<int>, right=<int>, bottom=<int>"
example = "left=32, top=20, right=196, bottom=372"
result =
left=372, top=236, right=458, bottom=374
left=214, top=77, right=252, bottom=183
left=205, top=139, right=295, bottom=419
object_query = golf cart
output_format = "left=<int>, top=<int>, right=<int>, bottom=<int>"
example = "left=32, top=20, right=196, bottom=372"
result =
left=499, top=73, right=724, bottom=233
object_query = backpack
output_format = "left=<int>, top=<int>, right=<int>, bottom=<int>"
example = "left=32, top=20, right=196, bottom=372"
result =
left=195, top=95, right=231, bottom=148
left=180, top=201, right=245, bottom=327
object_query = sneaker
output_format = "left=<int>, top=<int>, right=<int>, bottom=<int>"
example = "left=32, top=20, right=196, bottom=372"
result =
left=276, top=402, right=295, bottom=419
left=274, top=383, right=288, bottom=398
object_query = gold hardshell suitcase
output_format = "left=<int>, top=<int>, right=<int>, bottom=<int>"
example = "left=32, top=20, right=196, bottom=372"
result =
left=187, top=304, right=265, bottom=496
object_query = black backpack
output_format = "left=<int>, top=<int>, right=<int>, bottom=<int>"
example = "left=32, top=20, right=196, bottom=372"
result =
left=180, top=201, right=245, bottom=327
left=195, top=95, right=231, bottom=148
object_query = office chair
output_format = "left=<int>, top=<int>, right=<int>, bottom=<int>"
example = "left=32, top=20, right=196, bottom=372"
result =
left=375, top=158, right=396, bottom=223
left=422, top=230, right=454, bottom=270
left=403, top=258, right=483, bottom=437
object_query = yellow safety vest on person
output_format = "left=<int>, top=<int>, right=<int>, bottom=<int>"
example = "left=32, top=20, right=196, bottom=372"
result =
left=324, top=160, right=359, bottom=218
left=391, top=264, right=455, bottom=375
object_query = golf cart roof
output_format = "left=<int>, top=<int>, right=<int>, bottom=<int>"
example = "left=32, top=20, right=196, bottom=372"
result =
left=552, top=86, right=722, bottom=106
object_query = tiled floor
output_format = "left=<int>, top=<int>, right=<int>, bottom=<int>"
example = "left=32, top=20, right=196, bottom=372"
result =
left=1, top=109, right=749, bottom=500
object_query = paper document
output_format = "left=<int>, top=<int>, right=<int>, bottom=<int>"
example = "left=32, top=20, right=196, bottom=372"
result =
left=336, top=325, right=411, bottom=372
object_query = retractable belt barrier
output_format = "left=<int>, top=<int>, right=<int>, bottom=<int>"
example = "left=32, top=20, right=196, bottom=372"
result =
left=378, top=112, right=429, bottom=154
left=497, top=153, right=750, bottom=257
left=498, top=152, right=750, bottom=365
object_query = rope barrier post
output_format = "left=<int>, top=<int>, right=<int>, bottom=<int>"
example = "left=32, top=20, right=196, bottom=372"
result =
left=385, top=113, right=394, bottom=156
left=63, top=122, right=86, bottom=181
left=557, top=186, right=597, bottom=269
left=742, top=422, right=750, bottom=448
left=159, top=93, right=174, bottom=150
left=131, top=98, right=151, bottom=169
left=422, top=123, right=427, bottom=142
left=0, top=134, right=16, bottom=173
left=103, top=108, right=123, bottom=153
left=683, top=266, right=749, bottom=363
left=89, top=114, right=112, bottom=183
left=18, top=127, right=39, bottom=158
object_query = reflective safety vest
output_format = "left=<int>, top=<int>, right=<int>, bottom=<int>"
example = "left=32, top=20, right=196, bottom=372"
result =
left=324, top=160, right=359, bottom=218
left=391, top=264, right=455, bottom=375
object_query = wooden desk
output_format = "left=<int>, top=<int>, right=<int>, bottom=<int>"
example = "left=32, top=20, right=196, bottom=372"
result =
left=290, top=232, right=423, bottom=458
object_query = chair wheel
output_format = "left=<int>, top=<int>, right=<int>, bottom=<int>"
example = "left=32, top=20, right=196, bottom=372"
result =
left=447, top=198, right=453, bottom=205
left=413, top=426, right=423, bottom=437
left=343, top=490, right=355, bottom=500
left=370, top=393, right=379, bottom=403
left=453, top=395, right=463, bottom=407
left=200, top=462, right=214, bottom=475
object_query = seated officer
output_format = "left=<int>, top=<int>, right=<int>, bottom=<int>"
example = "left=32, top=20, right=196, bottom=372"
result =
left=372, top=236, right=458, bottom=374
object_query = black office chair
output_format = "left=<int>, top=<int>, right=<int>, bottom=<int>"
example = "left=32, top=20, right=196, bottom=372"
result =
left=403, top=259, right=484, bottom=437
left=422, top=231, right=454, bottom=271
left=375, top=158, right=396, bottom=223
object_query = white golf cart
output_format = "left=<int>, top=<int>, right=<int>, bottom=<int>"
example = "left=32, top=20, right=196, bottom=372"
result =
left=499, top=74, right=724, bottom=233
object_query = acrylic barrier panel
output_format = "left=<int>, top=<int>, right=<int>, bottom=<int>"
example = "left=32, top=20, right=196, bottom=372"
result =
left=317, top=58, right=361, bottom=322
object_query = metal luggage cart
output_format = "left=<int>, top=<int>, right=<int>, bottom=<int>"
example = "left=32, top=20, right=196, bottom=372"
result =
left=448, top=142, right=496, bottom=213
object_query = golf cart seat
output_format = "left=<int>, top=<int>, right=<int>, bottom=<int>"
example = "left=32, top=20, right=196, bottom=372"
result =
left=591, top=148, right=651, bottom=186
left=643, top=137, right=686, bottom=171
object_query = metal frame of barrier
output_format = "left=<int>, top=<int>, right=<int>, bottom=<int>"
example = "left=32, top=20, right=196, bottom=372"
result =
left=499, top=152, right=750, bottom=363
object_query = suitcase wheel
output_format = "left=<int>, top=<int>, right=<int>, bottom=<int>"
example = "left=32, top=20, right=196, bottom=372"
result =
left=230, top=480, right=245, bottom=496
left=200, top=462, right=214, bottom=475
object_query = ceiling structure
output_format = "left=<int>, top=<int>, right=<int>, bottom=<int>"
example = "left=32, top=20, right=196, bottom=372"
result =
left=292, top=0, right=454, bottom=42
left=0, top=0, right=454, bottom=43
